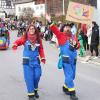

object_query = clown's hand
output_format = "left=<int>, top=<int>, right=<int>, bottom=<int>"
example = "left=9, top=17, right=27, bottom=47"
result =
left=73, top=40, right=78, bottom=49
left=12, top=44, right=17, bottom=50
left=73, top=40, right=77, bottom=46
left=41, top=59, right=46, bottom=67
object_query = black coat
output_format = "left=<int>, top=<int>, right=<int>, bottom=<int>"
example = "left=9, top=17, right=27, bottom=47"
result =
left=91, top=25, right=99, bottom=46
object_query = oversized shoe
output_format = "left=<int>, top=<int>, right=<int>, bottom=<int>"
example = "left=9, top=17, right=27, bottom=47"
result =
left=63, top=86, right=78, bottom=100
left=34, top=90, right=39, bottom=98
left=62, top=86, right=70, bottom=95
left=70, top=91, right=78, bottom=100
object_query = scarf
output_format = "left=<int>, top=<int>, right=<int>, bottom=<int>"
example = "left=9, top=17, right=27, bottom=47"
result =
left=27, top=33, right=37, bottom=45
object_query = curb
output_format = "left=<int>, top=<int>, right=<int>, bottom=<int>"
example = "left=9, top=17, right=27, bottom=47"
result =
left=77, top=57, right=100, bottom=66
left=87, top=60, right=100, bottom=66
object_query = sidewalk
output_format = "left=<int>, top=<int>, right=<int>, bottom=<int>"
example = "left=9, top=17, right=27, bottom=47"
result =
left=77, top=50, right=100, bottom=65
left=48, top=41, right=100, bottom=65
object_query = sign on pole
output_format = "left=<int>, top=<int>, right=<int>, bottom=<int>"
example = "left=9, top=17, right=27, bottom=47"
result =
left=66, top=1, right=94, bottom=24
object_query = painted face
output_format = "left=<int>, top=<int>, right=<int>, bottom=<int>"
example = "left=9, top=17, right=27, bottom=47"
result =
left=29, top=26, right=35, bottom=34
left=63, top=26, right=71, bottom=33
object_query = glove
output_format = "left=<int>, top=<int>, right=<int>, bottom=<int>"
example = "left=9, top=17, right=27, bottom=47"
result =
left=73, top=40, right=77, bottom=46
left=41, top=59, right=46, bottom=64
left=12, top=44, right=17, bottom=50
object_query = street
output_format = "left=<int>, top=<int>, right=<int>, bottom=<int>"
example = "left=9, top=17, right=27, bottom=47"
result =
left=0, top=30, right=100, bottom=100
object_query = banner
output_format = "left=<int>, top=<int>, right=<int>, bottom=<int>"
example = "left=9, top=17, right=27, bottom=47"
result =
left=66, top=1, right=94, bottom=24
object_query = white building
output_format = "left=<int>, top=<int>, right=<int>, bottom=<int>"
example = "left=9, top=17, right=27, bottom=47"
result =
left=15, top=2, right=45, bottom=18
left=0, top=0, right=15, bottom=17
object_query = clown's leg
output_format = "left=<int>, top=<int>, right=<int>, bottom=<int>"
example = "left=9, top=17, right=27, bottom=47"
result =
left=63, top=57, right=78, bottom=100
left=34, top=66, right=42, bottom=98
left=23, top=65, right=35, bottom=100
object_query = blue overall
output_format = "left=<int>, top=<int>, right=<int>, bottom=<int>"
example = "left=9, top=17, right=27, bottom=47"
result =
left=23, top=41, right=42, bottom=95
left=59, top=41, right=77, bottom=91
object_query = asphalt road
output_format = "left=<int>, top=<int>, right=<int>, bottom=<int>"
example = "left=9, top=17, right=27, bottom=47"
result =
left=0, top=30, right=100, bottom=100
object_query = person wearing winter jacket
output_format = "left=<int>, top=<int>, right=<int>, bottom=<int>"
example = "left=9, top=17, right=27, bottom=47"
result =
left=90, top=21, right=99, bottom=58
left=12, top=24, right=46, bottom=100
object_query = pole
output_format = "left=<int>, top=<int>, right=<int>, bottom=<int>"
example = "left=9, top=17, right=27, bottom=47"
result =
left=45, top=0, right=47, bottom=14
left=63, top=0, right=65, bottom=15
left=45, top=0, right=47, bottom=24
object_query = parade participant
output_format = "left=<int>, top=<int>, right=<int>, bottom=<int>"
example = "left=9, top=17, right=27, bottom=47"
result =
left=81, top=24, right=89, bottom=50
left=87, top=24, right=92, bottom=49
left=90, top=21, right=99, bottom=58
left=17, top=21, right=26, bottom=37
left=45, top=15, right=80, bottom=100
left=12, top=24, right=46, bottom=100
left=78, top=30, right=85, bottom=57
left=31, top=20, right=35, bottom=25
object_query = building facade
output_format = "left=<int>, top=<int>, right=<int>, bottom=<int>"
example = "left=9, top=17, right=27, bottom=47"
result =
left=35, top=0, right=65, bottom=15
left=0, top=0, right=14, bottom=9
left=34, top=0, right=97, bottom=15
left=15, top=1, right=45, bottom=17
left=0, top=0, right=15, bottom=17
left=13, top=0, right=98, bottom=18
left=93, top=0, right=100, bottom=27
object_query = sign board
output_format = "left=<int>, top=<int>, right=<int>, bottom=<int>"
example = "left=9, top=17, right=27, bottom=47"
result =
left=66, top=1, right=94, bottom=24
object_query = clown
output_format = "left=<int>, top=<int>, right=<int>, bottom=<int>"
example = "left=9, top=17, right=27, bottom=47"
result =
left=12, top=25, right=45, bottom=100
left=45, top=15, right=80, bottom=100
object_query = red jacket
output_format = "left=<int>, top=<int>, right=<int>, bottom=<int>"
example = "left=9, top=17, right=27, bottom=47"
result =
left=50, top=25, right=80, bottom=49
left=13, top=36, right=45, bottom=60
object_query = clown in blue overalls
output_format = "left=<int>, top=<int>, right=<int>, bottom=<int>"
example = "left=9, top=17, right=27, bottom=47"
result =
left=45, top=15, right=80, bottom=100
left=12, top=25, right=45, bottom=100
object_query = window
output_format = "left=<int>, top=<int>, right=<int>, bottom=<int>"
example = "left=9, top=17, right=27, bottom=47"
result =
left=36, top=6, right=39, bottom=10
left=18, top=7, right=21, bottom=11
left=40, top=5, right=43, bottom=9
